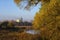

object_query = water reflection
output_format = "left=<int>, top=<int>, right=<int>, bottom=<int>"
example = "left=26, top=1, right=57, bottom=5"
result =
left=25, top=30, right=40, bottom=34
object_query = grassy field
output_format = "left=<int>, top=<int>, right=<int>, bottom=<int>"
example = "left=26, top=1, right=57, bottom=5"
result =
left=0, top=30, right=40, bottom=40
left=0, top=26, right=40, bottom=40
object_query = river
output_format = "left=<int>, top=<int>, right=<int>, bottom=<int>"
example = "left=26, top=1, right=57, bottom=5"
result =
left=25, top=30, right=40, bottom=34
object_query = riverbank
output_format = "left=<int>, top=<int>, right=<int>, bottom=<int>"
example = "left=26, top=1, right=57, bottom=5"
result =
left=0, top=30, right=41, bottom=40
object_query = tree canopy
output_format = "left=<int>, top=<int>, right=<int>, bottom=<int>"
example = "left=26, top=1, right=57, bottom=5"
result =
left=33, top=0, right=60, bottom=40
left=14, top=0, right=41, bottom=9
left=14, top=0, right=60, bottom=40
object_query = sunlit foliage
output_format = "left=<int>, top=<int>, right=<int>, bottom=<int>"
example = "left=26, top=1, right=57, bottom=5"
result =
left=14, top=0, right=21, bottom=4
left=14, top=0, right=60, bottom=40
left=33, top=0, right=60, bottom=40
left=14, top=0, right=41, bottom=9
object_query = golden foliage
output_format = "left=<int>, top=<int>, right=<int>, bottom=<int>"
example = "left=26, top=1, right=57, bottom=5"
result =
left=14, top=0, right=21, bottom=4
left=14, top=0, right=60, bottom=40
left=33, top=0, right=60, bottom=40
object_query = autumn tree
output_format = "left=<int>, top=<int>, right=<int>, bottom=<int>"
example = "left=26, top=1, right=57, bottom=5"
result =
left=14, top=0, right=60, bottom=40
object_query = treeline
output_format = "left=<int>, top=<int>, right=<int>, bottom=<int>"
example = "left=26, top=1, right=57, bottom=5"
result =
left=15, top=21, right=32, bottom=26
left=0, top=21, right=32, bottom=32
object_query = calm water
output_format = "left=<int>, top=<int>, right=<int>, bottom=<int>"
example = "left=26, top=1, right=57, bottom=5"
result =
left=25, top=30, right=40, bottom=34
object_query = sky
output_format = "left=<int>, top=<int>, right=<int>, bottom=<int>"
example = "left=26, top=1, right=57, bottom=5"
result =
left=0, top=0, right=41, bottom=21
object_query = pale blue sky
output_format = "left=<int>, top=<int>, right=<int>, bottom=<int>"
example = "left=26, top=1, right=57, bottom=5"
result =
left=0, top=0, right=41, bottom=21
